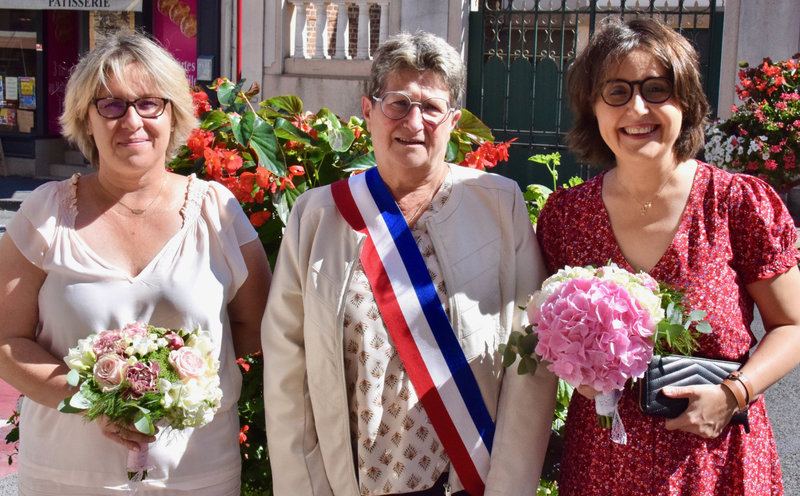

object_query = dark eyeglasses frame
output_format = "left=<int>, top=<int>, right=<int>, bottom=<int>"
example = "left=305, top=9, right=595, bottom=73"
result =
left=372, top=91, right=455, bottom=125
left=91, top=97, right=170, bottom=119
left=600, top=77, right=674, bottom=107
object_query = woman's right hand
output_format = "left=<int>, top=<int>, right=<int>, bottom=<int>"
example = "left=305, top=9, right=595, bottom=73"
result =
left=97, top=415, right=157, bottom=451
left=576, top=384, right=601, bottom=399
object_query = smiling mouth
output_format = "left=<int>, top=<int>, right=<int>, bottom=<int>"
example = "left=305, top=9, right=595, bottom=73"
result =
left=396, top=137, right=424, bottom=145
left=622, top=125, right=657, bottom=136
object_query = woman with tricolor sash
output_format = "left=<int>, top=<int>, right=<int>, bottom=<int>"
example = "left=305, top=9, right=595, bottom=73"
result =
left=261, top=31, right=557, bottom=496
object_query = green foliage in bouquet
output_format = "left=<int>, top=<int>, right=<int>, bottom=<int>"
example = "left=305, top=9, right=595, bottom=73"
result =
left=58, top=325, right=220, bottom=438
left=705, top=55, right=800, bottom=193
left=652, top=285, right=712, bottom=356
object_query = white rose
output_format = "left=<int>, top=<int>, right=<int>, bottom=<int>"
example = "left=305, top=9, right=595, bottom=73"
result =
left=65, top=337, right=95, bottom=371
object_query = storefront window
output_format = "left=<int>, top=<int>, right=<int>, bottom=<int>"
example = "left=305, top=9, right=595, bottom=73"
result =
left=0, top=10, right=40, bottom=134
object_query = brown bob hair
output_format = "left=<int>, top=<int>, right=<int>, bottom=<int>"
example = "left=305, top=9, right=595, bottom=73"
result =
left=565, top=17, right=710, bottom=168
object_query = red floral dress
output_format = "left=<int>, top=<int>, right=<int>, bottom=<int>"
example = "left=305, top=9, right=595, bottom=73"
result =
left=536, top=162, right=799, bottom=496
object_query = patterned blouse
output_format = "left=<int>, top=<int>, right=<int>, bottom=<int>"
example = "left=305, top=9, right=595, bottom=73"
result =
left=343, top=170, right=454, bottom=495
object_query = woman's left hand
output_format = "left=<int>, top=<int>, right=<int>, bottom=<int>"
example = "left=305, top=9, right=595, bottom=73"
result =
left=97, top=415, right=158, bottom=451
left=660, top=384, right=738, bottom=438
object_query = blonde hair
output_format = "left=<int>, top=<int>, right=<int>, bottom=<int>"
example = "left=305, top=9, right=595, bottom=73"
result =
left=60, top=32, right=196, bottom=167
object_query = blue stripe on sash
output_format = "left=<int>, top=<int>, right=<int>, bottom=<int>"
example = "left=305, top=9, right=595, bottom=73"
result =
left=363, top=168, right=496, bottom=450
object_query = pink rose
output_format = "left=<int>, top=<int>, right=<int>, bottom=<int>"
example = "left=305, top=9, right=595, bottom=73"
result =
left=169, top=347, right=206, bottom=379
left=93, top=354, right=128, bottom=392
left=163, top=332, right=184, bottom=350
left=92, top=330, right=125, bottom=357
left=122, top=322, right=149, bottom=338
left=125, top=361, right=161, bottom=398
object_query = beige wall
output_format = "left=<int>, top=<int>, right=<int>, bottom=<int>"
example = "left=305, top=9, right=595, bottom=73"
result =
left=252, top=0, right=470, bottom=120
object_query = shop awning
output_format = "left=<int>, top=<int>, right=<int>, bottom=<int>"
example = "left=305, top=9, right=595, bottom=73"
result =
left=3, top=0, right=142, bottom=11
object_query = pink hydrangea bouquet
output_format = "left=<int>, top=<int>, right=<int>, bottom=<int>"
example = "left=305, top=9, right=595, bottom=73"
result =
left=500, top=264, right=709, bottom=444
left=58, top=322, right=222, bottom=480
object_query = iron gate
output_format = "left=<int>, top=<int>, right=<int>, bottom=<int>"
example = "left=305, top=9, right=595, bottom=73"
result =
left=466, top=0, right=724, bottom=186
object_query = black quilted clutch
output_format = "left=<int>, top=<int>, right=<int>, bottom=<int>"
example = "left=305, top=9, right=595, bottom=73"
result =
left=639, top=354, right=743, bottom=418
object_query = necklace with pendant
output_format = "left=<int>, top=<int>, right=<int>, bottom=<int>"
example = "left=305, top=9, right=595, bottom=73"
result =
left=616, top=164, right=681, bottom=216
left=97, top=175, right=167, bottom=216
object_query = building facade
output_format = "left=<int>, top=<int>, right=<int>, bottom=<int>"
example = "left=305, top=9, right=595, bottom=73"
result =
left=2, top=0, right=799, bottom=178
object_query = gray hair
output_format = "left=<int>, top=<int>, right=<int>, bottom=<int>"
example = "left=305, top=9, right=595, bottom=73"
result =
left=60, top=31, right=196, bottom=167
left=366, top=31, right=466, bottom=106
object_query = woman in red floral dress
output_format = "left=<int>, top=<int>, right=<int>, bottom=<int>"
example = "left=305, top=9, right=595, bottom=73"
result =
left=536, top=18, right=800, bottom=495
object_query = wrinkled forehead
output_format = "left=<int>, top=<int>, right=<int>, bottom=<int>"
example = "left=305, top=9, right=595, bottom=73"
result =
left=381, top=68, right=450, bottom=99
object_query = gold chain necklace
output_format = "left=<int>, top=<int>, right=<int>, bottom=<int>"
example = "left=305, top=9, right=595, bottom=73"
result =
left=615, top=164, right=681, bottom=216
left=97, top=176, right=167, bottom=216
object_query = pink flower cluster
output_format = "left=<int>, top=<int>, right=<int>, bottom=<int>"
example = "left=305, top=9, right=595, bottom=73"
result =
left=531, top=277, right=656, bottom=392
left=89, top=323, right=167, bottom=398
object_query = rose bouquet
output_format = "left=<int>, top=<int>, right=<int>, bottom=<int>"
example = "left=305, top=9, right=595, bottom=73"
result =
left=500, top=264, right=709, bottom=444
left=58, top=322, right=222, bottom=480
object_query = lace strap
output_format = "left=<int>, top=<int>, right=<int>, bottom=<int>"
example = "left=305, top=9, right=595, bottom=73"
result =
left=61, top=174, right=81, bottom=226
left=180, top=174, right=210, bottom=225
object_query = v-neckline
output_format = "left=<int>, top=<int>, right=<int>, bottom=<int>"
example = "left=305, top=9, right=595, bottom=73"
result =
left=598, top=164, right=701, bottom=275
left=67, top=174, right=200, bottom=281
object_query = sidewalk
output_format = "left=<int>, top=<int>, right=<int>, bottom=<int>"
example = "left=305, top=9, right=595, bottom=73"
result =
left=0, top=176, right=50, bottom=237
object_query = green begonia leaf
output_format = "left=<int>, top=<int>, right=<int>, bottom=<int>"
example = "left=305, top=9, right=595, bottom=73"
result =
left=216, top=80, right=238, bottom=106
left=240, top=113, right=284, bottom=177
left=343, top=152, right=376, bottom=173
left=263, top=95, right=304, bottom=115
left=457, top=109, right=494, bottom=141
left=445, top=140, right=460, bottom=162
left=273, top=118, right=312, bottom=144
left=327, top=127, right=355, bottom=152
left=228, top=112, right=244, bottom=146
left=273, top=190, right=291, bottom=224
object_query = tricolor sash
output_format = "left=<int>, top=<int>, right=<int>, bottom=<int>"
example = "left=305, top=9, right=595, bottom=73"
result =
left=331, top=167, right=494, bottom=496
